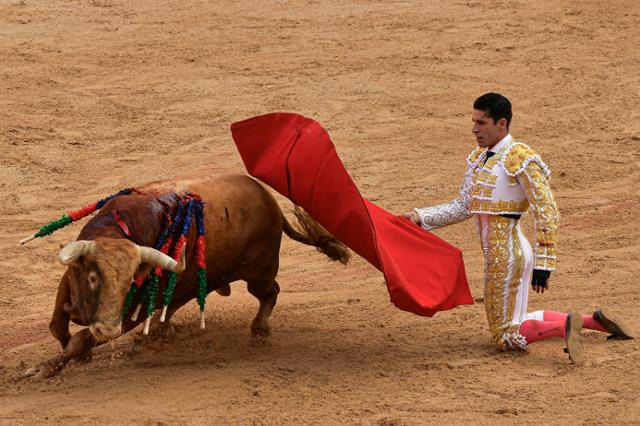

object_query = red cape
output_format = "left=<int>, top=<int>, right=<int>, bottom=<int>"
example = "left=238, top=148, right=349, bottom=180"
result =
left=230, top=113, right=473, bottom=316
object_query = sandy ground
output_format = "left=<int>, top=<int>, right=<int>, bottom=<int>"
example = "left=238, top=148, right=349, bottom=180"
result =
left=1, top=0, right=639, bottom=424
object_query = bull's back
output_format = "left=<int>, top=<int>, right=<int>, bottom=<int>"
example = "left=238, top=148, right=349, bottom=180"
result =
left=139, top=174, right=283, bottom=281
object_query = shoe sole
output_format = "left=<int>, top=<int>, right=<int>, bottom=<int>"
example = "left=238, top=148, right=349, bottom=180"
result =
left=565, top=313, right=584, bottom=365
left=594, top=308, right=634, bottom=340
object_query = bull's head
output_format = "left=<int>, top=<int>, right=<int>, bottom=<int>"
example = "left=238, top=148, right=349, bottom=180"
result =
left=58, top=238, right=185, bottom=341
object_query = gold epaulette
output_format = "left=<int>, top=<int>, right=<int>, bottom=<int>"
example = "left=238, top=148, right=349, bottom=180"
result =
left=502, top=142, right=550, bottom=177
left=466, top=146, right=486, bottom=166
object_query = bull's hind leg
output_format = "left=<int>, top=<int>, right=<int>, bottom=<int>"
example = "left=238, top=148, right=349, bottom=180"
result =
left=247, top=279, right=280, bottom=338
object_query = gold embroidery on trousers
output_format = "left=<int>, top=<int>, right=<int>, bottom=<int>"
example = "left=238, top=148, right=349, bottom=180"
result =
left=480, top=216, right=527, bottom=350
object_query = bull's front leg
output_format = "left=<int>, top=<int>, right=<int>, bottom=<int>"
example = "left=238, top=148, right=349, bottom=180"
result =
left=24, top=328, right=96, bottom=379
left=49, top=270, right=73, bottom=349
left=23, top=271, right=90, bottom=379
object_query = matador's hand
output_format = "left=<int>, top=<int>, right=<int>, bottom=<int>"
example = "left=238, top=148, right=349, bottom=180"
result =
left=532, top=269, right=551, bottom=294
left=400, top=211, right=420, bottom=225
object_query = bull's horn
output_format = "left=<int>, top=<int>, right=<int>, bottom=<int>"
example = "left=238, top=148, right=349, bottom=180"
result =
left=137, top=245, right=186, bottom=273
left=58, top=241, right=96, bottom=265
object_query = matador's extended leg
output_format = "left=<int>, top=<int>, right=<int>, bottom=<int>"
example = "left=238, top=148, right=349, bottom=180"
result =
left=523, top=309, right=634, bottom=340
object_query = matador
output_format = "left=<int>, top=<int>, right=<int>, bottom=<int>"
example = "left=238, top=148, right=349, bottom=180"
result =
left=404, top=93, right=633, bottom=363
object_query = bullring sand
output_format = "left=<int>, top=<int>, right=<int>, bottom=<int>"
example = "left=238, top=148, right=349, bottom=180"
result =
left=1, top=0, right=639, bottom=424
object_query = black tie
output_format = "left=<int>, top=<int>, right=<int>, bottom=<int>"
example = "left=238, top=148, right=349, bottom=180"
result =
left=483, top=151, right=495, bottom=166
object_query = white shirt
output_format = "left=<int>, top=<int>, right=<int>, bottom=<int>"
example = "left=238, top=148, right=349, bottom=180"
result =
left=487, top=133, right=512, bottom=154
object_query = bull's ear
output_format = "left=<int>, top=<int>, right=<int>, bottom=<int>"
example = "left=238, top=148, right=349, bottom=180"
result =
left=137, top=245, right=186, bottom=273
left=59, top=241, right=96, bottom=266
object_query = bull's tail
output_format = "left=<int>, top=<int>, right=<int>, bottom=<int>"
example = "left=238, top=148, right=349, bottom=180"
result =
left=282, top=206, right=351, bottom=265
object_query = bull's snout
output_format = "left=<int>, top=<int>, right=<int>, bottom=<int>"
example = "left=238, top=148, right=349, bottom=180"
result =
left=90, top=321, right=122, bottom=341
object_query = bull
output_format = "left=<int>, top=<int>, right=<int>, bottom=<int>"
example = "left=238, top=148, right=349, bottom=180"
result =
left=24, top=174, right=350, bottom=378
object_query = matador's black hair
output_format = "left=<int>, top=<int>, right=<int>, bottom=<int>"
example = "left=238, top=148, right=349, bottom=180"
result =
left=474, top=92, right=512, bottom=129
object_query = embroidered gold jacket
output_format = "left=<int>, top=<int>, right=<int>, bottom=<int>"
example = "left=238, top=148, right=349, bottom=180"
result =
left=415, top=136, right=559, bottom=271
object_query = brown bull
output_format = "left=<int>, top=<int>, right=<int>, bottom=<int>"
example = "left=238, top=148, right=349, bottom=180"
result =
left=25, top=174, right=349, bottom=378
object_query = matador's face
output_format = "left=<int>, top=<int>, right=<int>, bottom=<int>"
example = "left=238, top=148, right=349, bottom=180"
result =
left=471, top=109, right=507, bottom=149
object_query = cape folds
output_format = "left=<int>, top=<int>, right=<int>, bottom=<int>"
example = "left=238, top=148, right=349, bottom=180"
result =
left=230, top=112, right=473, bottom=317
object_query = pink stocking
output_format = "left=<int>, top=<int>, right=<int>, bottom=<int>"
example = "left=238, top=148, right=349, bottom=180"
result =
left=539, top=310, right=607, bottom=333
left=519, top=319, right=565, bottom=344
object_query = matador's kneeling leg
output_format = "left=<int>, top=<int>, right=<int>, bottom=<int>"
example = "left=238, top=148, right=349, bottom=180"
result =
left=517, top=312, right=584, bottom=364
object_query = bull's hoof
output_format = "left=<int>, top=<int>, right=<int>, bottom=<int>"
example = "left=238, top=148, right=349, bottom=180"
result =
left=251, top=321, right=270, bottom=338
left=250, top=333, right=269, bottom=347
left=250, top=321, right=270, bottom=347
left=23, top=355, right=66, bottom=379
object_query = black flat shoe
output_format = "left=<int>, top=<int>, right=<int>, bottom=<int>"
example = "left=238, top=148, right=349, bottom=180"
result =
left=593, top=308, right=634, bottom=340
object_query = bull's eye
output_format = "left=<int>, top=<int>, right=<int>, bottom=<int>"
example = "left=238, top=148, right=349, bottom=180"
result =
left=88, top=272, right=99, bottom=291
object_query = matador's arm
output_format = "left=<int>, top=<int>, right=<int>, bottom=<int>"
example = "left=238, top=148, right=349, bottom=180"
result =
left=515, top=157, right=559, bottom=274
left=413, top=159, right=477, bottom=230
